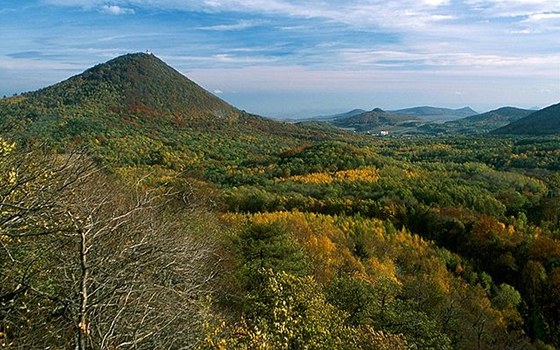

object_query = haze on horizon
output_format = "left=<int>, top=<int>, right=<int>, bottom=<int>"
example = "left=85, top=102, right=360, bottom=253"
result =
left=1, top=0, right=559, bottom=118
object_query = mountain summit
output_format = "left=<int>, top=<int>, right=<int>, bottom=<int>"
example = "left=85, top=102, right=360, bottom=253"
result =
left=0, top=53, right=325, bottom=167
left=27, top=52, right=236, bottom=119
left=0, top=53, right=250, bottom=144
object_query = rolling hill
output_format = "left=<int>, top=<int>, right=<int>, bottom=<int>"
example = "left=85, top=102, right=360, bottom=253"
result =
left=391, top=106, right=477, bottom=121
left=305, top=109, right=367, bottom=121
left=492, top=102, right=560, bottom=135
left=446, top=106, right=535, bottom=132
left=332, top=108, right=418, bottom=132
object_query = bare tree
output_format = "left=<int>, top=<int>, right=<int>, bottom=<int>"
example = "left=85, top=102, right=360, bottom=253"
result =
left=63, top=173, right=222, bottom=349
left=0, top=145, right=223, bottom=349
left=0, top=146, right=95, bottom=348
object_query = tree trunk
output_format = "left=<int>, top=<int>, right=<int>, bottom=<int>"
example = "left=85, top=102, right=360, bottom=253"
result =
left=77, top=227, right=89, bottom=350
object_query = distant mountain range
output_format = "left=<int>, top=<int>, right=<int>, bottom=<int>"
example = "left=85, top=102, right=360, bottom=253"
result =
left=310, top=106, right=476, bottom=123
left=493, top=102, right=560, bottom=135
left=321, top=104, right=558, bottom=135
left=310, top=106, right=479, bottom=133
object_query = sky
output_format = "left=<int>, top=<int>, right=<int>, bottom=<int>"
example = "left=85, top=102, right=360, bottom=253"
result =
left=1, top=0, right=559, bottom=118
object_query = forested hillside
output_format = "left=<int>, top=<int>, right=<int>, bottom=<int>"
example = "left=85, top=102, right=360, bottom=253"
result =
left=391, top=106, right=477, bottom=121
left=332, top=108, right=417, bottom=131
left=446, top=107, right=535, bottom=132
left=1, top=54, right=559, bottom=349
left=494, top=103, right=560, bottom=135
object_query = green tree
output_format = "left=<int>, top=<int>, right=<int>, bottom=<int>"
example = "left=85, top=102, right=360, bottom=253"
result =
left=234, top=222, right=310, bottom=290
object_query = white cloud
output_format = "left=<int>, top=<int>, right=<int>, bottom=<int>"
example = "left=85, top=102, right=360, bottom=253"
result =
left=336, top=48, right=560, bottom=76
left=7, top=0, right=554, bottom=117
left=100, top=5, right=135, bottom=15
left=42, top=1, right=457, bottom=28
left=199, top=19, right=264, bottom=31
left=510, top=29, right=535, bottom=33
left=422, top=0, right=450, bottom=6
left=43, top=1, right=135, bottom=14
left=516, top=11, right=560, bottom=33
left=212, top=53, right=277, bottom=64
left=465, top=0, right=560, bottom=17
left=524, top=12, right=560, bottom=21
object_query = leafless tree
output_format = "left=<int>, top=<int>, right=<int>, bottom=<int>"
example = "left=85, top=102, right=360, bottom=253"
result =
left=1, top=147, right=223, bottom=349
left=0, top=147, right=94, bottom=348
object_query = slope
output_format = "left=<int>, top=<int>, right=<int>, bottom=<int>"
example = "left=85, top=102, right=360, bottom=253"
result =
left=1, top=53, right=236, bottom=132
left=305, top=109, right=367, bottom=121
left=332, top=108, right=418, bottom=132
left=391, top=106, right=477, bottom=121
left=446, top=106, right=535, bottom=132
left=493, top=102, right=560, bottom=135
left=0, top=53, right=330, bottom=169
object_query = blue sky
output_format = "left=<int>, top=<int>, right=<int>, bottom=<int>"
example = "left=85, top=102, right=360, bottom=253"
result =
left=1, top=0, right=559, bottom=118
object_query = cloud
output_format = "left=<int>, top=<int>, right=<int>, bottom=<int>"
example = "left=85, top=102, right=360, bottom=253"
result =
left=336, top=48, right=560, bottom=76
left=422, top=0, right=449, bottom=6
left=465, top=0, right=559, bottom=17
left=211, top=53, right=278, bottom=65
left=42, top=1, right=454, bottom=28
left=100, top=5, right=135, bottom=15
left=510, top=29, right=535, bottom=34
left=8, top=51, right=51, bottom=59
left=0, top=57, right=82, bottom=71
left=44, top=1, right=134, bottom=14
left=524, top=12, right=560, bottom=22
left=515, top=11, right=560, bottom=33
left=199, top=19, right=264, bottom=31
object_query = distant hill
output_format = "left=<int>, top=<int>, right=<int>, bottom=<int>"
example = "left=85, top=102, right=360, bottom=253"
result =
left=326, top=109, right=367, bottom=120
left=298, top=109, right=367, bottom=122
left=493, top=102, right=560, bottom=135
left=391, top=106, right=477, bottom=121
left=446, top=107, right=535, bottom=132
left=332, top=108, right=418, bottom=131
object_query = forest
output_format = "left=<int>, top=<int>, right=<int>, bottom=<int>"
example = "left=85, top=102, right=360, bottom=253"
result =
left=2, top=131, right=560, bottom=349
left=1, top=53, right=560, bottom=349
